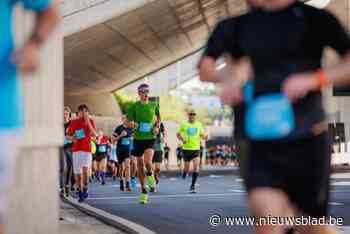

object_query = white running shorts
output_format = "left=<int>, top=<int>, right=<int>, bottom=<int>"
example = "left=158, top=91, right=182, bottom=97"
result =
left=73, top=151, right=92, bottom=175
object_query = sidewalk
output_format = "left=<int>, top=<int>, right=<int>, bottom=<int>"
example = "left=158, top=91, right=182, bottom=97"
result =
left=60, top=201, right=126, bottom=234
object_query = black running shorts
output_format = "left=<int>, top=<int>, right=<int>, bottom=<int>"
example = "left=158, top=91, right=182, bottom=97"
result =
left=153, top=150, right=163, bottom=163
left=131, top=139, right=155, bottom=157
left=244, top=133, right=331, bottom=218
left=182, top=150, right=200, bottom=162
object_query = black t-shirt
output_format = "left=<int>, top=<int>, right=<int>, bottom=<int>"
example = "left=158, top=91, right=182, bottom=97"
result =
left=203, top=1, right=350, bottom=139
left=113, top=124, right=133, bottom=152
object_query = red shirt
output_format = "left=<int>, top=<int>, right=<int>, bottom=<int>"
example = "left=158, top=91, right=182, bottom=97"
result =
left=68, top=118, right=96, bottom=153
left=98, top=135, right=109, bottom=145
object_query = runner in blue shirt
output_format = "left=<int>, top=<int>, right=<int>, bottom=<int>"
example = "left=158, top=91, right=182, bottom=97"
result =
left=0, top=1, right=59, bottom=232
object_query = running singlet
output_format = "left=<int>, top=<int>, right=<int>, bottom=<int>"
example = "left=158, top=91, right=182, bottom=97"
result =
left=178, top=121, right=204, bottom=151
left=203, top=1, right=350, bottom=139
left=67, top=118, right=96, bottom=153
left=127, top=101, right=160, bottom=140
left=113, top=125, right=133, bottom=153
left=0, top=0, right=51, bottom=129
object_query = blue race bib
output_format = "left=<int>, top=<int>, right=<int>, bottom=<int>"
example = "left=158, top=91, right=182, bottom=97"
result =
left=64, top=138, right=72, bottom=145
left=98, top=145, right=107, bottom=153
left=245, top=93, right=295, bottom=140
left=121, top=138, right=130, bottom=146
left=187, top=127, right=198, bottom=136
left=139, top=122, right=152, bottom=133
left=75, top=129, right=85, bottom=140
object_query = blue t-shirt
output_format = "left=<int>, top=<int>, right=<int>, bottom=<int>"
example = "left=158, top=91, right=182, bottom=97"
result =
left=0, top=0, right=51, bottom=129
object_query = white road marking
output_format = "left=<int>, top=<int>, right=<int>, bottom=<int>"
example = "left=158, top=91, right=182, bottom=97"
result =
left=208, top=175, right=222, bottom=178
left=169, top=178, right=177, bottom=181
left=229, top=189, right=246, bottom=193
left=88, top=193, right=241, bottom=200
left=328, top=202, right=344, bottom=206
left=332, top=181, right=350, bottom=186
left=235, top=178, right=243, bottom=182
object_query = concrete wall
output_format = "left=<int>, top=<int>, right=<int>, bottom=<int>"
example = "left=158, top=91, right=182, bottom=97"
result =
left=323, top=0, right=350, bottom=139
left=5, top=6, right=63, bottom=234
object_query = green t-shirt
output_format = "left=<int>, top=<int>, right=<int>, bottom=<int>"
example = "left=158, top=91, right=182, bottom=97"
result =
left=178, top=121, right=204, bottom=151
left=127, top=101, right=160, bottom=140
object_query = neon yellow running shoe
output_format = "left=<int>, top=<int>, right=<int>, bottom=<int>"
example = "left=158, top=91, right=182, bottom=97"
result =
left=139, top=192, right=148, bottom=204
left=147, top=175, right=156, bottom=189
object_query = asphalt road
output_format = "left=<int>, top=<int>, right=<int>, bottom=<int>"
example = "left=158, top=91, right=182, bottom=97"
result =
left=84, top=172, right=350, bottom=234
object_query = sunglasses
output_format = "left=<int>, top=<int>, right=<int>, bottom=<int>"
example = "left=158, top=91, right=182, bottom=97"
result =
left=189, top=113, right=196, bottom=116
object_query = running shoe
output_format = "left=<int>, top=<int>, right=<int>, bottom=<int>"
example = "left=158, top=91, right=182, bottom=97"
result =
left=126, top=187, right=132, bottom=192
left=190, top=185, right=196, bottom=194
left=78, top=191, right=84, bottom=203
left=139, top=192, right=148, bottom=204
left=131, top=177, right=137, bottom=189
left=70, top=185, right=75, bottom=192
left=83, top=187, right=89, bottom=199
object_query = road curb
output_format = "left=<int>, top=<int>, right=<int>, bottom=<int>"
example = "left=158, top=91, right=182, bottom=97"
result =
left=62, top=196, right=156, bottom=234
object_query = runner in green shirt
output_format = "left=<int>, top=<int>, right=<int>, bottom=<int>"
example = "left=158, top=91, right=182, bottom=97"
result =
left=127, top=84, right=160, bottom=204
left=177, top=110, right=207, bottom=193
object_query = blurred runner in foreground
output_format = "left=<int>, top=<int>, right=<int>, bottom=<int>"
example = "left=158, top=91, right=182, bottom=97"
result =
left=198, top=0, right=350, bottom=233
left=0, top=0, right=59, bottom=233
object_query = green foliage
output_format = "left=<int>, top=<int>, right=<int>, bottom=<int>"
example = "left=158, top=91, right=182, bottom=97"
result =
left=113, top=91, right=135, bottom=114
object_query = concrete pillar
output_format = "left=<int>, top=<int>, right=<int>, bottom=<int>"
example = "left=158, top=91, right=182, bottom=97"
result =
left=323, top=0, right=350, bottom=139
left=65, top=92, right=122, bottom=118
left=5, top=6, right=63, bottom=234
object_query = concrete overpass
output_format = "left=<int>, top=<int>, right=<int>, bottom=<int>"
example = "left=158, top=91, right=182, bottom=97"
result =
left=63, top=0, right=249, bottom=116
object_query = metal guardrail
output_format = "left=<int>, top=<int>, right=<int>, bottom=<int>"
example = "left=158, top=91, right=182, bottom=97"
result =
left=60, top=0, right=111, bottom=17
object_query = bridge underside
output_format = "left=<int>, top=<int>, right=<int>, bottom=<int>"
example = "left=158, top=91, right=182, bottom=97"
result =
left=64, top=0, right=350, bottom=117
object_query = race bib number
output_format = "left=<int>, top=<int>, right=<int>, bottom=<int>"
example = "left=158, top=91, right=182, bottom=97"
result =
left=121, top=138, right=130, bottom=146
left=139, top=122, right=152, bottom=133
left=187, top=127, right=198, bottom=136
left=98, top=145, right=107, bottom=153
left=64, top=138, right=72, bottom=145
left=75, top=129, right=85, bottom=140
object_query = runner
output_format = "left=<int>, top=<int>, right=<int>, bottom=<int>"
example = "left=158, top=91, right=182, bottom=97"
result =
left=112, top=115, right=133, bottom=192
left=176, top=144, right=183, bottom=170
left=128, top=137, right=138, bottom=189
left=164, top=144, right=170, bottom=171
left=63, top=106, right=75, bottom=196
left=153, top=122, right=167, bottom=185
left=177, top=110, right=207, bottom=193
left=67, top=104, right=97, bottom=203
left=108, top=138, right=118, bottom=181
left=91, top=137, right=98, bottom=181
left=96, top=129, right=109, bottom=185
left=198, top=0, right=350, bottom=233
left=0, top=1, right=59, bottom=232
left=127, top=84, right=161, bottom=204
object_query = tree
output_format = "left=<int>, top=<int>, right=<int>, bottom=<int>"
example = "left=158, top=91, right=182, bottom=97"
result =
left=113, top=91, right=135, bottom=114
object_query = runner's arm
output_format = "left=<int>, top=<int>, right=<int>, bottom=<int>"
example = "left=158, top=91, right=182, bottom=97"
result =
left=12, top=0, right=60, bottom=74
left=88, top=119, right=97, bottom=137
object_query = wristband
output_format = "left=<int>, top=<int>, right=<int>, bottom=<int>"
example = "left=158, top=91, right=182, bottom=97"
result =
left=315, top=70, right=329, bottom=90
